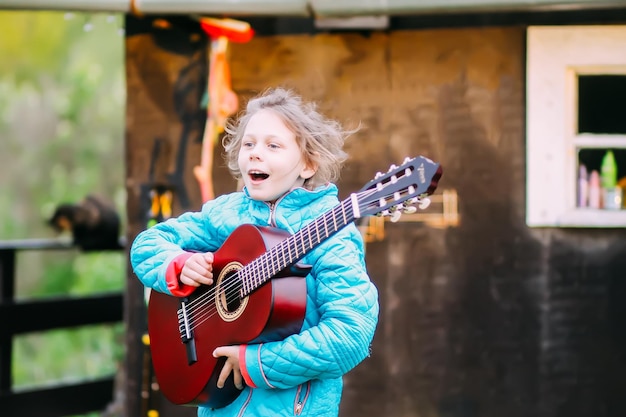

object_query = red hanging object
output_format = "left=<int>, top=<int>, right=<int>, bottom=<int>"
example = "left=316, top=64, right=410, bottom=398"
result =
left=200, top=17, right=255, bottom=43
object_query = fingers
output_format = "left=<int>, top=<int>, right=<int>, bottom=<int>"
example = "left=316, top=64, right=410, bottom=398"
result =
left=217, top=360, right=243, bottom=390
left=233, top=367, right=244, bottom=390
left=213, top=346, right=244, bottom=390
left=216, top=361, right=232, bottom=389
left=180, top=252, right=214, bottom=286
left=181, top=259, right=213, bottom=285
left=192, top=252, right=213, bottom=269
left=216, top=361, right=242, bottom=390
left=201, top=252, right=214, bottom=265
left=180, top=269, right=209, bottom=287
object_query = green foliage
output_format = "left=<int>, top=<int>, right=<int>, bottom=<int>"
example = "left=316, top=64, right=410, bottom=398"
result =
left=0, top=10, right=127, bottom=416
left=15, top=250, right=126, bottom=298
left=0, top=11, right=125, bottom=241
left=13, top=323, right=125, bottom=388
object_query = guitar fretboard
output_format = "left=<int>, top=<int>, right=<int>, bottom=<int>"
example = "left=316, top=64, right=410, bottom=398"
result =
left=240, top=198, right=356, bottom=296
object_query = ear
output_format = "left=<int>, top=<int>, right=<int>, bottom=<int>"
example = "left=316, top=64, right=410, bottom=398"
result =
left=300, top=161, right=317, bottom=180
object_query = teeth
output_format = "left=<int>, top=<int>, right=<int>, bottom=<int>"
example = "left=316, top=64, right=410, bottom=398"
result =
left=249, top=170, right=269, bottom=180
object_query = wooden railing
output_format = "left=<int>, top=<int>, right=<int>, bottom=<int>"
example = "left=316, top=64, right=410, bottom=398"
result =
left=0, top=239, right=124, bottom=417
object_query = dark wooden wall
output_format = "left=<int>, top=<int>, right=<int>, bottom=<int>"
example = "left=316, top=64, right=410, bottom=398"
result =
left=125, top=15, right=207, bottom=417
left=125, top=16, right=626, bottom=417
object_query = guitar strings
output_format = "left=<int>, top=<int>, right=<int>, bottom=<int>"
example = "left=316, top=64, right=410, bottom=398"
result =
left=184, top=198, right=358, bottom=332
left=182, top=216, right=343, bottom=332
left=182, top=176, right=403, bottom=316
left=183, top=182, right=405, bottom=332
left=185, top=164, right=419, bottom=324
left=190, top=188, right=369, bottom=315
left=184, top=195, right=351, bottom=313
left=180, top=185, right=393, bottom=333
left=183, top=184, right=402, bottom=332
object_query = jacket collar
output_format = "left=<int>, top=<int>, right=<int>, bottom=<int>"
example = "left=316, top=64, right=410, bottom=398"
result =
left=243, top=183, right=338, bottom=219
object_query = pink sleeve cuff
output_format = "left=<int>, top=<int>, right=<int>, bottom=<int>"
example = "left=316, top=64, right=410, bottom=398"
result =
left=165, top=252, right=196, bottom=297
left=239, top=344, right=256, bottom=388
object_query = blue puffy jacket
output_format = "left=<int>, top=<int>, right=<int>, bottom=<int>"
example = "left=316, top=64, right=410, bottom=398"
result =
left=131, top=184, right=379, bottom=417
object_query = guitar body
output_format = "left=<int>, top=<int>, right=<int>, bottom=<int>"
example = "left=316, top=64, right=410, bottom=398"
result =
left=148, top=224, right=308, bottom=408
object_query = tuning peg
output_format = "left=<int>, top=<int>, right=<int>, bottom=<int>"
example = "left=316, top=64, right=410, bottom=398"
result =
left=388, top=164, right=397, bottom=172
left=390, top=210, right=402, bottom=223
left=403, top=156, right=412, bottom=164
left=375, top=171, right=384, bottom=179
left=418, top=197, right=431, bottom=210
left=403, top=205, right=417, bottom=214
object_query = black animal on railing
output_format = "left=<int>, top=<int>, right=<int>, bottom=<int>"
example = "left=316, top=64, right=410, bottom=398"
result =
left=47, top=195, right=123, bottom=251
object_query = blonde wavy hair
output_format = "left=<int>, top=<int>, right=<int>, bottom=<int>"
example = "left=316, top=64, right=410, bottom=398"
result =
left=222, top=87, right=356, bottom=189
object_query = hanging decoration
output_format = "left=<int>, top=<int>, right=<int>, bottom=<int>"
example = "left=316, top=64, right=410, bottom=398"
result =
left=194, top=17, right=254, bottom=203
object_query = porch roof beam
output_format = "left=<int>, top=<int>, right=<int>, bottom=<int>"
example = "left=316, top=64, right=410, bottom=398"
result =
left=0, top=0, right=624, bottom=17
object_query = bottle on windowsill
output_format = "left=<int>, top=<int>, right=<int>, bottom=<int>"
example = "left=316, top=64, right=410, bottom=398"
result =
left=578, top=164, right=588, bottom=208
left=600, top=150, right=622, bottom=210
left=588, top=170, right=601, bottom=209
left=600, top=150, right=617, bottom=190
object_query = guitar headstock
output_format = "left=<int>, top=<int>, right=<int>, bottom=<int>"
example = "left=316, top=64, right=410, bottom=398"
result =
left=354, top=156, right=442, bottom=220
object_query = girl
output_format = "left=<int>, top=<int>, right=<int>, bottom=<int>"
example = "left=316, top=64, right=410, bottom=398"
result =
left=130, top=87, right=379, bottom=416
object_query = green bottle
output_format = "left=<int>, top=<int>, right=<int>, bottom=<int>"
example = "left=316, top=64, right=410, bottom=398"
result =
left=600, top=150, right=617, bottom=189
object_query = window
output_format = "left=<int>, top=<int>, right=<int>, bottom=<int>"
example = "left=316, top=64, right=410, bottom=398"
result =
left=526, top=26, right=626, bottom=227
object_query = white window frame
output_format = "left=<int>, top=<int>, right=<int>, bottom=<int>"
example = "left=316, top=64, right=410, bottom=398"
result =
left=526, top=25, right=626, bottom=227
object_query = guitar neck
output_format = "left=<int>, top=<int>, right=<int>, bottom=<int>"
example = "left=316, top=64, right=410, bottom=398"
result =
left=241, top=198, right=356, bottom=296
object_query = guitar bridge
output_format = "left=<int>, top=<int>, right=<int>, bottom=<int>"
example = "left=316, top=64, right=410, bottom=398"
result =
left=177, top=298, right=197, bottom=365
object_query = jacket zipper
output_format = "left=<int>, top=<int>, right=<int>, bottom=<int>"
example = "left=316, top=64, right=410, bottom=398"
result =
left=293, top=381, right=311, bottom=415
left=236, top=389, right=253, bottom=417
left=267, top=194, right=286, bottom=227
left=265, top=187, right=310, bottom=227
left=268, top=201, right=276, bottom=226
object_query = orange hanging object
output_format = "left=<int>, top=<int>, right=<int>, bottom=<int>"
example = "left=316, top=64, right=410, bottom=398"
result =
left=208, top=38, right=239, bottom=126
left=194, top=18, right=254, bottom=203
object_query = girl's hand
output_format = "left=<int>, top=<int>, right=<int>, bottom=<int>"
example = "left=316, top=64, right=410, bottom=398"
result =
left=213, top=345, right=244, bottom=390
left=180, top=252, right=214, bottom=287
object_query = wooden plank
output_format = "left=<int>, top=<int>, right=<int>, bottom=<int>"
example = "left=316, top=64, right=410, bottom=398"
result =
left=229, top=32, right=396, bottom=196
left=230, top=26, right=526, bottom=417
left=0, top=238, right=125, bottom=251
left=0, top=293, right=123, bottom=335
left=0, top=249, right=16, bottom=394
left=0, top=377, right=115, bottom=417
left=0, top=239, right=73, bottom=251
left=313, top=0, right=626, bottom=16
left=0, top=249, right=15, bottom=302
left=3, top=0, right=626, bottom=15
left=124, top=14, right=208, bottom=417
left=379, top=27, right=526, bottom=417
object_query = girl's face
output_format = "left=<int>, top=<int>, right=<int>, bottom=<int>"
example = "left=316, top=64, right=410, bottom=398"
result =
left=238, top=109, right=316, bottom=202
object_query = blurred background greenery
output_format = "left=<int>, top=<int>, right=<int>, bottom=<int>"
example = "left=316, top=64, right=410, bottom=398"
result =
left=0, top=10, right=126, bottom=416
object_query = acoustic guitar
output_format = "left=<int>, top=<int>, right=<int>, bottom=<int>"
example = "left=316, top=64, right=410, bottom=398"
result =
left=147, top=155, right=442, bottom=408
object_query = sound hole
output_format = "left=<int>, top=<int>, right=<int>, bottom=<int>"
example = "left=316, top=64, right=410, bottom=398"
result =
left=216, top=262, right=248, bottom=322
left=220, top=271, right=242, bottom=313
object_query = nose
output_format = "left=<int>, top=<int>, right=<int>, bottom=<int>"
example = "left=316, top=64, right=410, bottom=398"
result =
left=249, top=144, right=262, bottom=160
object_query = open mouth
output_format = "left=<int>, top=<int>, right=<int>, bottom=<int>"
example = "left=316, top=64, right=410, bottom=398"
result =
left=249, top=171, right=269, bottom=181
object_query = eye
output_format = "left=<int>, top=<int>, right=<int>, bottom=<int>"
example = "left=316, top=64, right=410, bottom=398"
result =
left=268, top=143, right=280, bottom=150
left=242, top=141, right=254, bottom=148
